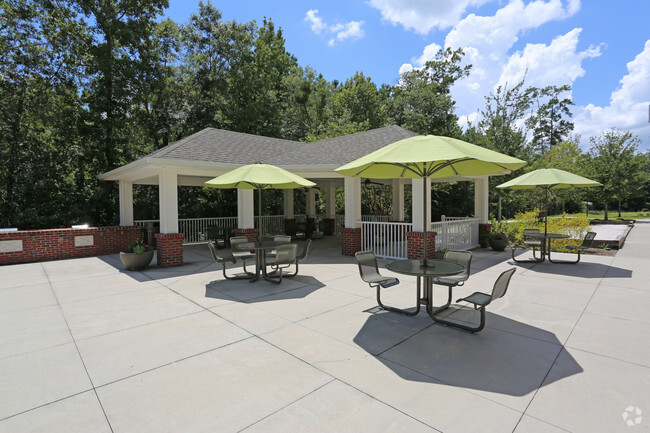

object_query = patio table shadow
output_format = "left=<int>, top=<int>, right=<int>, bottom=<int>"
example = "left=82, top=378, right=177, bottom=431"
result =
left=508, top=260, right=632, bottom=279
left=204, top=276, right=325, bottom=303
left=353, top=312, right=583, bottom=397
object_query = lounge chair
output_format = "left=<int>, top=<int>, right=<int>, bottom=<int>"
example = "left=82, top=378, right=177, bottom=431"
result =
left=206, top=241, right=250, bottom=280
left=266, top=243, right=298, bottom=284
left=430, top=250, right=472, bottom=315
left=355, top=251, right=421, bottom=316
left=229, top=236, right=256, bottom=274
left=549, top=231, right=596, bottom=264
left=432, top=268, right=516, bottom=333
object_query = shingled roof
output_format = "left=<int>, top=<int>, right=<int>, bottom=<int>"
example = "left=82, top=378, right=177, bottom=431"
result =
left=145, top=125, right=416, bottom=167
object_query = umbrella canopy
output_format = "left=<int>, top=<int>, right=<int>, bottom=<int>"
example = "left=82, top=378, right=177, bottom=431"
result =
left=205, top=164, right=316, bottom=233
left=205, top=163, right=316, bottom=190
left=335, top=135, right=527, bottom=179
left=497, top=168, right=601, bottom=234
left=496, top=168, right=602, bottom=190
left=335, top=135, right=527, bottom=262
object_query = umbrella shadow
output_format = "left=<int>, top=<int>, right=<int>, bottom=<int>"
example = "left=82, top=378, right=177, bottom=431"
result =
left=353, top=311, right=583, bottom=397
left=204, top=275, right=326, bottom=303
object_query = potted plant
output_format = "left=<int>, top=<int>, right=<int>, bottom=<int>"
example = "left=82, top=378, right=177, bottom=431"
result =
left=489, top=231, right=509, bottom=251
left=120, top=238, right=154, bottom=271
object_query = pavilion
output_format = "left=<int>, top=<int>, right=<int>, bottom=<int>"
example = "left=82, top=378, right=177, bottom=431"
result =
left=99, top=125, right=494, bottom=266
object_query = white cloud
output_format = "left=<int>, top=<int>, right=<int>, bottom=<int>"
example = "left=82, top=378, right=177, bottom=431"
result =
left=574, top=40, right=650, bottom=147
left=304, top=10, right=365, bottom=46
left=498, top=28, right=602, bottom=88
left=368, top=0, right=493, bottom=35
left=305, top=9, right=326, bottom=34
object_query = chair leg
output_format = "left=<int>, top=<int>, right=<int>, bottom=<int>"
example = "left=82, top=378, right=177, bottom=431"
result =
left=221, top=264, right=253, bottom=280
left=375, top=280, right=421, bottom=316
left=430, top=285, right=454, bottom=315
left=430, top=305, right=486, bottom=333
left=548, top=249, right=581, bottom=264
left=511, top=247, right=543, bottom=263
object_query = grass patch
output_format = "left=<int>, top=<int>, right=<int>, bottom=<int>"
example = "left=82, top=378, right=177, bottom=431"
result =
left=549, top=211, right=650, bottom=220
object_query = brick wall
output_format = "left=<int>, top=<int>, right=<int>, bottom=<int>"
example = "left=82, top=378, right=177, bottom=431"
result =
left=341, top=227, right=362, bottom=256
left=479, top=223, right=492, bottom=248
left=406, top=231, right=437, bottom=260
left=155, top=233, right=184, bottom=267
left=0, top=226, right=142, bottom=266
left=233, top=228, right=259, bottom=241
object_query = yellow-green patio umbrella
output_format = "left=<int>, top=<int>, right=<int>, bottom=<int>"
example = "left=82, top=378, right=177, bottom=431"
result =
left=335, top=135, right=527, bottom=261
left=497, top=168, right=601, bottom=234
left=205, top=163, right=316, bottom=231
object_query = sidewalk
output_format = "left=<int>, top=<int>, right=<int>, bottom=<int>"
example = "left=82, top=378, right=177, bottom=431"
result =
left=0, top=223, right=649, bottom=432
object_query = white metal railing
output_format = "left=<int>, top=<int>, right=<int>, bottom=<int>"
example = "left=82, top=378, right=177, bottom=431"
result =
left=360, top=220, right=413, bottom=259
left=431, top=218, right=480, bottom=251
left=361, top=215, right=390, bottom=222
left=441, top=215, right=472, bottom=222
left=255, top=215, right=285, bottom=236
left=135, top=217, right=238, bottom=244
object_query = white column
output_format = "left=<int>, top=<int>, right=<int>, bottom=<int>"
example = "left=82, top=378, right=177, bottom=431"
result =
left=391, top=179, right=404, bottom=221
left=237, top=189, right=254, bottom=229
left=325, top=183, right=336, bottom=218
left=119, top=180, right=134, bottom=226
left=283, top=189, right=294, bottom=218
left=158, top=169, right=178, bottom=234
left=344, top=177, right=361, bottom=228
left=412, top=178, right=431, bottom=232
left=306, top=188, right=316, bottom=217
left=474, top=176, right=490, bottom=223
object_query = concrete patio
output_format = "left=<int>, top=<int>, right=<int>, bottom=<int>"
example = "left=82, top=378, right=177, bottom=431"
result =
left=1, top=223, right=650, bottom=432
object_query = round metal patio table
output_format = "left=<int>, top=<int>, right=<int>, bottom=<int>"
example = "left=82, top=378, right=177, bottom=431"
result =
left=237, top=240, right=294, bottom=283
left=386, top=259, right=465, bottom=318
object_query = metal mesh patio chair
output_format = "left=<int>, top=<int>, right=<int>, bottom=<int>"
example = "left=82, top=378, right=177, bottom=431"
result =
left=431, top=250, right=472, bottom=315
left=229, top=236, right=255, bottom=274
left=266, top=243, right=298, bottom=284
left=549, top=231, right=596, bottom=264
left=355, top=251, right=421, bottom=316
left=432, top=268, right=516, bottom=333
left=266, top=235, right=292, bottom=256
left=207, top=241, right=250, bottom=280
left=508, top=229, right=543, bottom=263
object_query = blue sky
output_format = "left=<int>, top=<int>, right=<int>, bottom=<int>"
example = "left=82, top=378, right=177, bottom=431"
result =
left=163, top=0, right=650, bottom=152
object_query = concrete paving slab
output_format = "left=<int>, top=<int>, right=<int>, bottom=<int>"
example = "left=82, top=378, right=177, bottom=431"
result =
left=210, top=301, right=294, bottom=336
left=41, top=256, right=121, bottom=283
left=566, top=312, right=650, bottom=367
left=0, top=262, right=48, bottom=289
left=77, top=310, right=252, bottom=386
left=96, top=337, right=332, bottom=432
left=0, top=305, right=72, bottom=359
left=242, top=379, right=436, bottom=432
left=0, top=391, right=111, bottom=433
left=526, top=348, right=650, bottom=432
left=585, top=283, right=650, bottom=324
left=513, top=415, right=573, bottom=432
left=0, top=343, right=92, bottom=419
left=60, top=286, right=202, bottom=340
left=51, top=272, right=162, bottom=304
left=0, top=283, right=58, bottom=314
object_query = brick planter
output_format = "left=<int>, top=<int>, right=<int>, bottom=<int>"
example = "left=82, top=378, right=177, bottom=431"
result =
left=154, top=233, right=184, bottom=267
left=341, top=227, right=362, bottom=256
left=406, top=231, right=437, bottom=260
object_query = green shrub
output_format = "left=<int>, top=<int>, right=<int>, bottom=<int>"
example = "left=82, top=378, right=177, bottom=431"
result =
left=491, top=208, right=590, bottom=252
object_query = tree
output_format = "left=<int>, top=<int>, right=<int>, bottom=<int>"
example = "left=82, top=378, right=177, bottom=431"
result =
left=387, top=47, right=470, bottom=136
left=526, top=84, right=574, bottom=156
left=587, top=129, right=646, bottom=220
left=0, top=0, right=88, bottom=228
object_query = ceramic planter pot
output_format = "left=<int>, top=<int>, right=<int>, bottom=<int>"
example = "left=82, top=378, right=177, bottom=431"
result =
left=489, top=238, right=508, bottom=251
left=119, top=250, right=154, bottom=271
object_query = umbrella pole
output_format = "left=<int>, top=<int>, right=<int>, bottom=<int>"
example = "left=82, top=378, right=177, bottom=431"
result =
left=423, top=169, right=428, bottom=264
left=258, top=188, right=262, bottom=238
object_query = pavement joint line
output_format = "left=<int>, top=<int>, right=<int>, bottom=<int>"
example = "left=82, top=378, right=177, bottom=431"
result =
left=40, top=261, right=115, bottom=433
